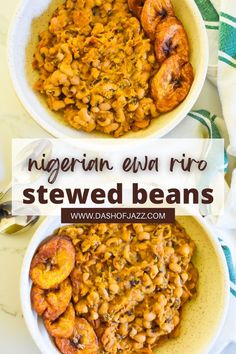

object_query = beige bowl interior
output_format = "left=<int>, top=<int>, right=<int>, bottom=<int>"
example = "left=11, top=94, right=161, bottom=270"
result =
left=21, top=215, right=228, bottom=354
left=9, top=0, right=208, bottom=139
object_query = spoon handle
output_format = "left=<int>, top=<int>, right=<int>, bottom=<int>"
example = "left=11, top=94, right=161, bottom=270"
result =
left=0, top=182, right=12, bottom=201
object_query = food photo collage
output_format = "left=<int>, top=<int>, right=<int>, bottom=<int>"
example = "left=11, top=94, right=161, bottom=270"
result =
left=1, top=0, right=236, bottom=353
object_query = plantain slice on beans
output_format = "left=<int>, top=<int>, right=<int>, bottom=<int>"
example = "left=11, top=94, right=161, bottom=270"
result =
left=154, top=16, right=190, bottom=64
left=31, top=278, right=72, bottom=321
left=55, top=317, right=99, bottom=354
left=30, top=236, right=75, bottom=289
left=151, top=55, right=193, bottom=112
left=44, top=302, right=75, bottom=338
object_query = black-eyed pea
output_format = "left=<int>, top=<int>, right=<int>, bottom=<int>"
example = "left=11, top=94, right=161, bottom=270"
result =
left=39, top=46, right=48, bottom=56
left=56, top=52, right=64, bottom=62
left=109, top=282, right=119, bottom=294
left=142, top=284, right=155, bottom=294
left=133, top=332, right=146, bottom=343
left=181, top=272, right=189, bottom=283
left=173, top=314, right=180, bottom=326
left=119, top=314, right=135, bottom=323
left=59, top=63, right=74, bottom=77
left=152, top=302, right=162, bottom=313
left=125, top=46, right=133, bottom=55
left=150, top=265, right=159, bottom=279
left=157, top=294, right=167, bottom=306
left=82, top=272, right=90, bottom=282
left=97, top=117, right=112, bottom=127
left=46, top=87, right=61, bottom=97
left=52, top=100, right=66, bottom=111
left=89, top=310, right=99, bottom=320
left=142, top=273, right=152, bottom=286
left=150, top=103, right=159, bottom=117
left=174, top=275, right=182, bottom=287
left=136, top=59, right=143, bottom=71
left=169, top=263, right=182, bottom=273
left=154, top=274, right=164, bottom=286
left=51, top=70, right=67, bottom=86
left=91, top=22, right=104, bottom=35
left=146, top=329, right=155, bottom=338
left=91, top=67, right=100, bottom=79
left=70, top=75, right=80, bottom=85
left=75, top=300, right=88, bottom=314
left=44, top=62, right=55, bottom=72
left=178, top=244, right=191, bottom=257
left=98, top=301, right=109, bottom=315
left=96, top=244, right=107, bottom=254
left=91, top=107, right=100, bottom=113
left=133, top=342, right=144, bottom=350
left=134, top=317, right=143, bottom=330
left=119, top=323, right=129, bottom=337
left=134, top=119, right=150, bottom=129
left=104, top=251, right=113, bottom=260
left=87, top=291, right=100, bottom=306
left=64, top=98, right=74, bottom=105
left=143, top=320, right=152, bottom=329
left=48, top=46, right=57, bottom=56
left=106, top=237, right=122, bottom=247
left=99, top=103, right=111, bottom=111
left=143, top=311, right=156, bottom=322
left=128, top=102, right=139, bottom=112
left=138, top=232, right=150, bottom=241
left=104, top=123, right=119, bottom=134
left=170, top=254, right=179, bottom=263
left=137, top=88, right=145, bottom=100
left=135, top=106, right=145, bottom=120
left=82, top=96, right=90, bottom=104
left=174, top=287, right=183, bottom=298
left=80, top=284, right=89, bottom=296
left=115, top=107, right=126, bottom=123
left=91, top=94, right=103, bottom=106
left=134, top=224, right=143, bottom=233
left=99, top=287, right=110, bottom=301
left=133, top=289, right=144, bottom=302
left=113, top=258, right=126, bottom=270
left=146, top=336, right=157, bottom=345
left=162, top=323, right=174, bottom=333
left=129, top=327, right=138, bottom=338
left=92, top=59, right=101, bottom=68
left=148, top=54, right=155, bottom=64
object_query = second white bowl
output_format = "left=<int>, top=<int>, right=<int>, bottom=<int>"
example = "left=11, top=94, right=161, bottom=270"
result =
left=8, top=0, right=208, bottom=140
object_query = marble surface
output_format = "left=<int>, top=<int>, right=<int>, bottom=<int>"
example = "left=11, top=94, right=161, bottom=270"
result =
left=0, top=1, right=235, bottom=354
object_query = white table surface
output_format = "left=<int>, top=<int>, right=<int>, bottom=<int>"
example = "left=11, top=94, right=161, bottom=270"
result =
left=0, top=1, right=235, bottom=353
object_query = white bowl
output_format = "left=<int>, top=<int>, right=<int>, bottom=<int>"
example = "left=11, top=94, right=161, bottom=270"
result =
left=8, top=0, right=208, bottom=139
left=21, top=215, right=229, bottom=354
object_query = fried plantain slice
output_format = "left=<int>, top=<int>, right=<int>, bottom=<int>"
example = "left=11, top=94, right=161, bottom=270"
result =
left=141, top=0, right=174, bottom=40
left=154, top=16, right=189, bottom=64
left=30, top=236, right=75, bottom=289
left=44, top=303, right=75, bottom=338
left=151, top=55, right=193, bottom=112
left=31, top=278, right=72, bottom=321
left=55, top=317, right=99, bottom=354
left=128, top=0, right=145, bottom=17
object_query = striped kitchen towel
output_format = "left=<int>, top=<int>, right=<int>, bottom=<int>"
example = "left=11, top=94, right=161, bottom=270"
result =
left=194, top=0, right=236, bottom=156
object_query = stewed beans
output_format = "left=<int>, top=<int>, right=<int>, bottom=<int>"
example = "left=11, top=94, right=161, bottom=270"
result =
left=30, top=222, right=198, bottom=353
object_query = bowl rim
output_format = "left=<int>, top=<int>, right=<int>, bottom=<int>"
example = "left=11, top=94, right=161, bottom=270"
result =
left=7, top=0, right=209, bottom=140
left=20, top=214, right=229, bottom=354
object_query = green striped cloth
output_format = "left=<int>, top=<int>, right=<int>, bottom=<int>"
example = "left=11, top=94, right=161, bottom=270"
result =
left=194, top=0, right=236, bottom=156
left=187, top=3, right=236, bottom=345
